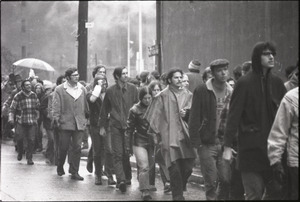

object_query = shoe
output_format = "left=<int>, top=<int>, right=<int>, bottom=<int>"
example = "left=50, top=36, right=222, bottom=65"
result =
left=71, top=173, right=84, bottom=181
left=17, top=153, right=22, bottom=161
left=149, top=185, right=157, bottom=191
left=108, top=177, right=117, bottom=185
left=125, top=179, right=131, bottom=185
left=118, top=181, right=127, bottom=193
left=142, top=190, right=152, bottom=201
left=57, top=166, right=65, bottom=176
left=95, top=175, right=102, bottom=185
left=164, top=182, right=172, bottom=193
left=86, top=160, right=93, bottom=173
left=27, top=159, right=34, bottom=165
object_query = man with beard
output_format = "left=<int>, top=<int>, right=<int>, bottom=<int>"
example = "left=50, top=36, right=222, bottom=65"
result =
left=99, top=67, right=138, bottom=193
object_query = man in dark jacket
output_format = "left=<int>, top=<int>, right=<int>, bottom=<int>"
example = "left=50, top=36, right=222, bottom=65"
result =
left=99, top=67, right=138, bottom=193
left=189, top=59, right=233, bottom=200
left=222, top=41, right=287, bottom=200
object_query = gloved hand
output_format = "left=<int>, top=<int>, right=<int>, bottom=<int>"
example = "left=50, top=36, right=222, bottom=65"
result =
left=92, top=85, right=102, bottom=97
left=272, top=162, right=285, bottom=184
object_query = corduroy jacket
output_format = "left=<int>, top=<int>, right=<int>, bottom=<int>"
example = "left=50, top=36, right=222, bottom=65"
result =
left=52, top=82, right=89, bottom=131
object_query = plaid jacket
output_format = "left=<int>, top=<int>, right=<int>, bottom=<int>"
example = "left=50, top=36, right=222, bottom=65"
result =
left=9, top=90, right=40, bottom=125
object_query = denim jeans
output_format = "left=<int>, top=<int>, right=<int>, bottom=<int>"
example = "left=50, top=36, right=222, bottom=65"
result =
left=110, top=126, right=132, bottom=183
left=168, top=158, right=194, bottom=200
left=198, top=144, right=231, bottom=200
left=133, top=145, right=155, bottom=191
left=15, top=123, right=36, bottom=160
left=57, top=130, right=83, bottom=174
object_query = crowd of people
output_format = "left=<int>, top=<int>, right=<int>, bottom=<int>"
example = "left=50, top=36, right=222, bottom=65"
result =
left=1, top=41, right=298, bottom=201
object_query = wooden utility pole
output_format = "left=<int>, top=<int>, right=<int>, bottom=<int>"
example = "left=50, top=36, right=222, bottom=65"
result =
left=77, top=1, right=88, bottom=81
left=156, top=1, right=162, bottom=74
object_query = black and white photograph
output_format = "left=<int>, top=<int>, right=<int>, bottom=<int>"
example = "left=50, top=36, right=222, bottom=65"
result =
left=1, top=1, right=298, bottom=201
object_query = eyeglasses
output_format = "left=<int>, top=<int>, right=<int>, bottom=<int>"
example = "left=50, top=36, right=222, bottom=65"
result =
left=262, top=51, right=276, bottom=57
left=70, top=74, right=79, bottom=77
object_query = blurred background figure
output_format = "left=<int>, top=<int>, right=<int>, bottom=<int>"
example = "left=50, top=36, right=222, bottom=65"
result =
left=232, top=65, right=242, bottom=82
left=181, top=73, right=190, bottom=90
left=227, top=77, right=235, bottom=89
left=241, top=61, right=252, bottom=76
left=186, top=59, right=202, bottom=93
left=284, top=61, right=298, bottom=92
left=202, top=67, right=213, bottom=83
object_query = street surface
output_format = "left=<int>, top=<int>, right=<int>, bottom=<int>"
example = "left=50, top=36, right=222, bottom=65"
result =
left=1, top=139, right=205, bottom=201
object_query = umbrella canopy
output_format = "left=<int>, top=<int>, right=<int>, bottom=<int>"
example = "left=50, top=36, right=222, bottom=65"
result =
left=13, top=58, right=55, bottom=72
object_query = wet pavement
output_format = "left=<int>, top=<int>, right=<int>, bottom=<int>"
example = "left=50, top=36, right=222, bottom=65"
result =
left=1, top=139, right=205, bottom=201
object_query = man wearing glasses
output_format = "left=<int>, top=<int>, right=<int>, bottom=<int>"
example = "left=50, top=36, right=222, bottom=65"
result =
left=223, top=42, right=287, bottom=200
left=52, top=68, right=89, bottom=181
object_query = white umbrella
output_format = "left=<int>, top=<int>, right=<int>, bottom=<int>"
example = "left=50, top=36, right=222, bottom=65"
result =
left=13, top=58, right=55, bottom=72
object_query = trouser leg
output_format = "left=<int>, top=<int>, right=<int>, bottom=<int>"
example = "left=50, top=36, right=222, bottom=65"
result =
left=69, top=130, right=83, bottom=173
left=25, top=124, right=36, bottom=160
left=168, top=159, right=185, bottom=200
left=57, top=130, right=71, bottom=168
left=111, top=126, right=126, bottom=183
left=241, top=171, right=264, bottom=200
left=198, top=145, right=218, bottom=200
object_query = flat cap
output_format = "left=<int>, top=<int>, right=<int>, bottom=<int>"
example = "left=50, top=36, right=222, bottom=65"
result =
left=210, top=59, right=229, bottom=69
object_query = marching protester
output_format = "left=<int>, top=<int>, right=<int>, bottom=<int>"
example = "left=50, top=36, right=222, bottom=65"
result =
left=40, top=81, right=55, bottom=164
left=8, top=79, right=40, bottom=165
left=125, top=86, right=154, bottom=200
left=268, top=87, right=298, bottom=200
left=145, top=68, right=196, bottom=201
left=1, top=74, right=19, bottom=140
left=52, top=68, right=89, bottom=181
left=33, top=82, right=45, bottom=152
left=99, top=66, right=139, bottom=193
left=222, top=41, right=287, bottom=200
left=86, top=74, right=108, bottom=185
left=47, top=75, right=66, bottom=166
left=189, top=59, right=233, bottom=200
left=202, top=67, right=213, bottom=83
left=284, top=61, right=298, bottom=91
left=148, top=80, right=171, bottom=193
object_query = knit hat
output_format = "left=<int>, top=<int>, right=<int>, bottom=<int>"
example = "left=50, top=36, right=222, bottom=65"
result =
left=188, top=60, right=201, bottom=70
left=210, top=59, right=229, bottom=70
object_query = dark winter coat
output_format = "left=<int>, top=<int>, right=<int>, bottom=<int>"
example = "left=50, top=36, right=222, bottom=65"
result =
left=224, top=68, right=286, bottom=172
